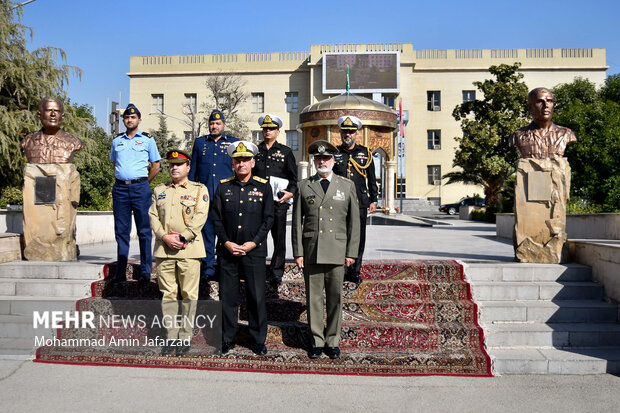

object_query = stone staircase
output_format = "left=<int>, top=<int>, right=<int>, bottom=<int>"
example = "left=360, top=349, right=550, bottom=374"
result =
left=465, top=262, right=620, bottom=374
left=0, top=261, right=102, bottom=359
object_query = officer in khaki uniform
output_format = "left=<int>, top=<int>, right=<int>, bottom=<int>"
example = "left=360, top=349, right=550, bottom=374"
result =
left=292, top=140, right=360, bottom=359
left=149, top=149, right=209, bottom=356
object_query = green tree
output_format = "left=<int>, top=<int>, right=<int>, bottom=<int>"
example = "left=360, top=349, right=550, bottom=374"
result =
left=0, top=1, right=82, bottom=188
left=149, top=115, right=179, bottom=188
left=447, top=63, right=529, bottom=210
left=553, top=76, right=620, bottom=212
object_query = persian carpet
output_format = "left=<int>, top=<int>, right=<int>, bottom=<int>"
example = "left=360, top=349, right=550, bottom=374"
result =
left=34, top=260, right=492, bottom=376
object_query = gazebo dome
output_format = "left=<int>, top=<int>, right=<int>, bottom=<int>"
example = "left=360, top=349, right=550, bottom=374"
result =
left=299, top=93, right=398, bottom=129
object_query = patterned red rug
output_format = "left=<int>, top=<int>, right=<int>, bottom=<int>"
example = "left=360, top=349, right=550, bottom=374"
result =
left=34, top=260, right=492, bottom=376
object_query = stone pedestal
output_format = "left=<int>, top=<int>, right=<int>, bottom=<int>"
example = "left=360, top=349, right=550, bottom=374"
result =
left=385, top=160, right=397, bottom=213
left=514, top=158, right=570, bottom=263
left=22, top=163, right=80, bottom=261
left=297, top=161, right=309, bottom=180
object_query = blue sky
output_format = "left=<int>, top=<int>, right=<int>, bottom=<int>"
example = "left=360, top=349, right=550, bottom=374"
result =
left=19, top=0, right=620, bottom=130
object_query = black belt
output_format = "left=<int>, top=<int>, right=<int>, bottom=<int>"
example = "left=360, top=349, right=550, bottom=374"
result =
left=115, top=177, right=147, bottom=185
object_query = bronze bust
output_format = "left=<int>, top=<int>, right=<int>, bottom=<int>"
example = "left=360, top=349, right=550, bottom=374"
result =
left=510, top=88, right=576, bottom=159
left=21, top=97, right=85, bottom=163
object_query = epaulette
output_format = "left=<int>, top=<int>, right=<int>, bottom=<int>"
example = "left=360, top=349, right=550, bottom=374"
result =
left=253, top=176, right=268, bottom=184
left=142, top=132, right=153, bottom=138
left=114, top=132, right=123, bottom=138
left=220, top=176, right=234, bottom=184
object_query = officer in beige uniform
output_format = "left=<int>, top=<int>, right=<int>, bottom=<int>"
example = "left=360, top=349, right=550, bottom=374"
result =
left=292, top=140, right=360, bottom=359
left=149, top=149, right=210, bottom=356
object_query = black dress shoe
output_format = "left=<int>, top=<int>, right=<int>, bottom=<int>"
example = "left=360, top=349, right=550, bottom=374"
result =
left=324, top=346, right=340, bottom=359
left=161, top=345, right=175, bottom=356
left=137, top=273, right=151, bottom=285
left=221, top=341, right=235, bottom=354
left=253, top=343, right=267, bottom=356
left=345, top=273, right=362, bottom=284
left=307, top=347, right=323, bottom=359
left=176, top=345, right=190, bottom=356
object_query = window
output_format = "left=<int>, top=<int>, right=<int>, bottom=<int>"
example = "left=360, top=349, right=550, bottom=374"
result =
left=184, top=93, right=197, bottom=113
left=462, top=90, right=476, bottom=103
left=286, top=130, right=299, bottom=151
left=152, top=94, right=164, bottom=113
left=251, top=130, right=262, bottom=144
left=383, top=96, right=395, bottom=108
left=427, top=165, right=442, bottom=185
left=427, top=91, right=441, bottom=111
left=285, top=92, right=298, bottom=112
left=427, top=130, right=441, bottom=150
left=252, top=93, right=264, bottom=113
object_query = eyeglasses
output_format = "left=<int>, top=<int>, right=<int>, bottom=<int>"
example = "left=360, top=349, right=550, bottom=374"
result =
left=262, top=127, right=278, bottom=131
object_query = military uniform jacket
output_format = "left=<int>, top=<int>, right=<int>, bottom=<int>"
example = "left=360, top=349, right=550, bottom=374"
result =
left=292, top=174, right=360, bottom=265
left=211, top=175, right=274, bottom=257
left=252, top=141, right=298, bottom=195
left=188, top=134, right=239, bottom=198
left=333, top=144, right=378, bottom=208
left=149, top=180, right=210, bottom=259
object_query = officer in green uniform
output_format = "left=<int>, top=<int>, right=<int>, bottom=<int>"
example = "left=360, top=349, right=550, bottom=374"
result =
left=149, top=149, right=210, bottom=356
left=292, top=140, right=360, bottom=359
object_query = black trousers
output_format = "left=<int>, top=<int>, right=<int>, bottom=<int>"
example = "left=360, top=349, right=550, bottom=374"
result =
left=268, top=202, right=289, bottom=279
left=348, top=207, right=368, bottom=277
left=218, top=253, right=267, bottom=346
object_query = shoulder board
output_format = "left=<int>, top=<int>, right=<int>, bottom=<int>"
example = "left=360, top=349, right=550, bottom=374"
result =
left=114, top=132, right=124, bottom=138
left=141, top=132, right=152, bottom=138
left=253, top=176, right=268, bottom=184
left=220, top=176, right=234, bottom=184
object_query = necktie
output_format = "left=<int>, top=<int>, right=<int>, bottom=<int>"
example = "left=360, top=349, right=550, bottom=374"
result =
left=320, top=179, right=329, bottom=193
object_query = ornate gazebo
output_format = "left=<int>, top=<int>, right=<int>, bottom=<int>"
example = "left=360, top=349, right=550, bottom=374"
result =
left=298, top=93, right=399, bottom=211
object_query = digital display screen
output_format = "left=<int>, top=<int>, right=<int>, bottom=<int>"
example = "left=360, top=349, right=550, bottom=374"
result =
left=322, top=52, right=400, bottom=94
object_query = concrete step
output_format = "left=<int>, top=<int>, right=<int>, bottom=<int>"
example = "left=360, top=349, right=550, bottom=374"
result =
left=478, top=300, right=619, bottom=324
left=472, top=281, right=604, bottom=301
left=465, top=263, right=592, bottom=282
left=484, top=323, right=620, bottom=348
left=490, top=347, right=620, bottom=375
left=0, top=261, right=102, bottom=280
left=0, top=314, right=55, bottom=339
left=0, top=296, right=78, bottom=316
left=0, top=338, right=36, bottom=360
left=0, top=278, right=94, bottom=298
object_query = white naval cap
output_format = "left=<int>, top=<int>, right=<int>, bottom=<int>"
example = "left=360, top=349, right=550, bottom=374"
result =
left=227, top=140, right=259, bottom=158
left=337, top=115, right=362, bottom=130
left=258, top=114, right=283, bottom=129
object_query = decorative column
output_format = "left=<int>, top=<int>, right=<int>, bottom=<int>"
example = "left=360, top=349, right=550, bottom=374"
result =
left=298, top=161, right=309, bottom=180
left=385, top=160, right=397, bottom=213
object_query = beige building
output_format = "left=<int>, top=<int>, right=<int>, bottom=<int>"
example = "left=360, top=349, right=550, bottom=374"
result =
left=127, top=43, right=607, bottom=207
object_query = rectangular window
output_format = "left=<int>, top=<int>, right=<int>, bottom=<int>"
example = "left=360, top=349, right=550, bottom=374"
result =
left=427, top=130, right=441, bottom=150
left=285, top=92, right=298, bottom=112
left=152, top=94, right=164, bottom=113
left=184, top=93, right=197, bottom=113
left=286, top=130, right=299, bottom=151
left=462, top=90, right=476, bottom=103
left=383, top=96, right=395, bottom=108
left=252, top=93, right=264, bottom=113
left=427, top=91, right=441, bottom=111
left=251, top=130, right=262, bottom=144
left=427, top=165, right=442, bottom=185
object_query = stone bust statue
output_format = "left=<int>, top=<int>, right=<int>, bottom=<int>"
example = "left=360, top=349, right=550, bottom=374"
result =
left=21, top=97, right=85, bottom=163
left=509, top=87, right=576, bottom=159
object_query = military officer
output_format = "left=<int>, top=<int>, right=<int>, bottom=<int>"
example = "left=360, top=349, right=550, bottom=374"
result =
left=211, top=141, right=274, bottom=356
left=109, top=103, right=161, bottom=284
left=149, top=149, right=209, bottom=356
left=333, top=115, right=378, bottom=284
left=292, top=140, right=360, bottom=359
left=188, top=109, right=239, bottom=290
left=252, top=114, right=298, bottom=287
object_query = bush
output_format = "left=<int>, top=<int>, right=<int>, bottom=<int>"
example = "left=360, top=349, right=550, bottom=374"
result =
left=471, top=205, right=498, bottom=223
left=0, top=186, right=23, bottom=207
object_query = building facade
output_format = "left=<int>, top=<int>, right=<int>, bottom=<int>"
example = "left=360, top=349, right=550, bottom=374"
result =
left=127, top=43, right=607, bottom=205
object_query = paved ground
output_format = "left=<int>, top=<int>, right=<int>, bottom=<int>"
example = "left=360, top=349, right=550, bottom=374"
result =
left=4, top=214, right=619, bottom=412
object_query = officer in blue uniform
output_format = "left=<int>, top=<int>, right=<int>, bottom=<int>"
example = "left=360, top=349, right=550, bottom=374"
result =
left=211, top=141, right=274, bottom=356
left=109, top=103, right=161, bottom=283
left=188, top=109, right=239, bottom=289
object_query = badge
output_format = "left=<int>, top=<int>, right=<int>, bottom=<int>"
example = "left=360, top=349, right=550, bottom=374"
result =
left=203, top=194, right=209, bottom=202
left=333, top=190, right=345, bottom=201
left=158, top=192, right=166, bottom=199
left=186, top=207, right=191, bottom=214
left=309, top=199, right=315, bottom=204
